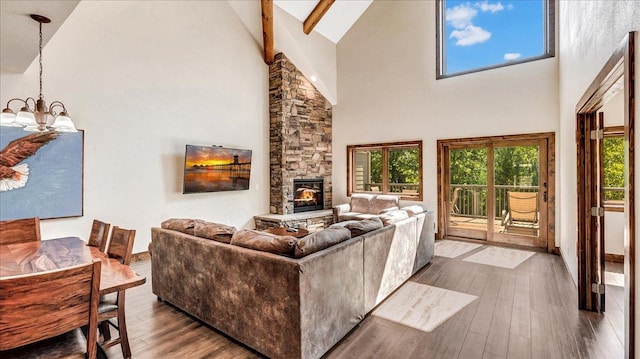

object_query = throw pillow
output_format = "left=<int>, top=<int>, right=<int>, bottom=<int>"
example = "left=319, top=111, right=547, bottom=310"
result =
left=161, top=218, right=203, bottom=235
left=230, top=230, right=297, bottom=256
left=402, top=205, right=426, bottom=217
left=193, top=221, right=237, bottom=244
left=344, top=217, right=384, bottom=237
left=378, top=210, right=409, bottom=226
left=294, top=227, right=352, bottom=258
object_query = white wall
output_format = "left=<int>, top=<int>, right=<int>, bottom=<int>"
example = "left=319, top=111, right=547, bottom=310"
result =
left=558, top=0, right=640, bottom=286
left=334, top=1, right=559, bottom=226
left=605, top=213, right=625, bottom=255
left=227, top=0, right=337, bottom=104
left=602, top=90, right=625, bottom=127
left=0, top=1, right=271, bottom=254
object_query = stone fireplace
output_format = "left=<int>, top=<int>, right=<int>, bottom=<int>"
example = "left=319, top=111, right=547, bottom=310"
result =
left=268, top=53, right=332, bottom=215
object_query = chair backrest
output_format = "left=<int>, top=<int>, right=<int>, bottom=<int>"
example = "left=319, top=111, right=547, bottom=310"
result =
left=450, top=188, right=461, bottom=213
left=0, top=259, right=101, bottom=357
left=507, top=191, right=539, bottom=222
left=0, top=217, right=41, bottom=245
left=107, top=226, right=136, bottom=265
left=88, top=219, right=111, bottom=252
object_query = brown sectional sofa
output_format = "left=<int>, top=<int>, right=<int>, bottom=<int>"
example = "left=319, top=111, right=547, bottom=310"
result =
left=150, top=210, right=435, bottom=359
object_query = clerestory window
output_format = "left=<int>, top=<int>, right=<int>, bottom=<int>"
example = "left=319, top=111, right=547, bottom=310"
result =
left=436, top=0, right=555, bottom=78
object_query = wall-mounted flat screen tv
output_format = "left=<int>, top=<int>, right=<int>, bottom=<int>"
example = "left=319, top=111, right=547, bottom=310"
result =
left=183, top=145, right=252, bottom=194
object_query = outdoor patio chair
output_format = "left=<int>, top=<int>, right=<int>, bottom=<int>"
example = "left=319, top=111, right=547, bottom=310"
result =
left=450, top=188, right=461, bottom=214
left=501, top=191, right=539, bottom=232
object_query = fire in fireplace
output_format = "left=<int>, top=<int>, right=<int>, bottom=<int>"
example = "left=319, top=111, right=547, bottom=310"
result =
left=293, top=179, right=324, bottom=213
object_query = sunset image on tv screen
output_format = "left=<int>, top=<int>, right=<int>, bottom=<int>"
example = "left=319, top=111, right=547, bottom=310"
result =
left=183, top=145, right=252, bottom=193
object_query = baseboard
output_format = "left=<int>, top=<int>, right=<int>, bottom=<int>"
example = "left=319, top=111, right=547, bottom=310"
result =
left=605, top=253, right=624, bottom=263
left=132, top=251, right=151, bottom=262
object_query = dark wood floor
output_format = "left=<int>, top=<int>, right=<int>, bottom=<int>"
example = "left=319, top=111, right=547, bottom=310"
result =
left=104, top=242, right=624, bottom=359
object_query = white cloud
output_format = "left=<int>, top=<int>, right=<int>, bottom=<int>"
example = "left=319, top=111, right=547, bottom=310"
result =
left=476, top=1, right=505, bottom=13
left=450, top=25, right=492, bottom=46
left=504, top=52, right=522, bottom=60
left=446, top=4, right=478, bottom=29
left=507, top=4, right=514, bottom=10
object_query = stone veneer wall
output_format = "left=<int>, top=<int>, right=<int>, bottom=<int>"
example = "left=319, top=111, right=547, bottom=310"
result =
left=254, top=211, right=334, bottom=233
left=269, top=53, right=332, bottom=215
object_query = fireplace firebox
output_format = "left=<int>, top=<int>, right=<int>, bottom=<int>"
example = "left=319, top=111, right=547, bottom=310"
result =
left=293, top=179, right=324, bottom=213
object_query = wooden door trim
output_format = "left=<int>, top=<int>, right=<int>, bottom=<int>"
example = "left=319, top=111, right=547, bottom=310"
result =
left=487, top=144, right=496, bottom=240
left=575, top=31, right=635, bottom=357
left=437, top=132, right=556, bottom=251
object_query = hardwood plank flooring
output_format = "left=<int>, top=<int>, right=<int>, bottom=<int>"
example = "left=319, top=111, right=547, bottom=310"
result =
left=101, top=242, right=623, bottom=359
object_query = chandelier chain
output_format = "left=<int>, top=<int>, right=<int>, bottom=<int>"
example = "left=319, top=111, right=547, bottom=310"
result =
left=38, top=21, right=43, bottom=100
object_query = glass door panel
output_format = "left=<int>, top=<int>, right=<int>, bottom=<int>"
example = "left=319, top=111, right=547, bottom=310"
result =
left=492, top=144, right=544, bottom=247
left=448, top=147, right=488, bottom=240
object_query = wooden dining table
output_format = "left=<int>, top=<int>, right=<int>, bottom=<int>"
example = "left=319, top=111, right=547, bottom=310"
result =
left=0, top=237, right=146, bottom=358
left=0, top=236, right=146, bottom=294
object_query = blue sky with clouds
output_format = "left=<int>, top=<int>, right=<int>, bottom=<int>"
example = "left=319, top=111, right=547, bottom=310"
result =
left=444, top=0, right=545, bottom=74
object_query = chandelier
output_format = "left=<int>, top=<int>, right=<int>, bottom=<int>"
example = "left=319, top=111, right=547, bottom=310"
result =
left=0, top=14, right=77, bottom=132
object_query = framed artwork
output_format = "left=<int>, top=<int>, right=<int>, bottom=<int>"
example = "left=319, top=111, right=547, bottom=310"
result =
left=0, top=127, right=83, bottom=221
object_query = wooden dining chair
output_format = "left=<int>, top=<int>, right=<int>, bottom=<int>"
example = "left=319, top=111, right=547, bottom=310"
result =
left=99, top=226, right=136, bottom=359
left=87, top=219, right=111, bottom=252
left=0, top=260, right=102, bottom=359
left=0, top=217, right=41, bottom=245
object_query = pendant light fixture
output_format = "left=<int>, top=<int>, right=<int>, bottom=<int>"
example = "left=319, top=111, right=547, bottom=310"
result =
left=0, top=14, right=77, bottom=132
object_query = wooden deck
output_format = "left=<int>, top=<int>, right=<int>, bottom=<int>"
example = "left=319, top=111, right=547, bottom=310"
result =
left=450, top=215, right=539, bottom=237
left=94, top=246, right=624, bottom=359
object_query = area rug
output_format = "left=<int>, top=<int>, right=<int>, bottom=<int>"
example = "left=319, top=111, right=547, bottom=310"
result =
left=434, top=240, right=484, bottom=258
left=373, top=282, right=478, bottom=332
left=462, top=246, right=535, bottom=269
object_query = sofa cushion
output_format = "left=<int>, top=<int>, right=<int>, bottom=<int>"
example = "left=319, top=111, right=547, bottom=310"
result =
left=338, top=213, right=379, bottom=221
left=401, top=205, right=427, bottom=217
left=329, top=220, right=360, bottom=229
left=161, top=218, right=203, bottom=235
left=369, top=195, right=399, bottom=214
left=344, top=217, right=384, bottom=237
left=294, top=227, right=352, bottom=258
left=193, top=221, right=237, bottom=243
left=378, top=210, right=410, bottom=226
left=350, top=194, right=374, bottom=213
left=230, top=230, right=297, bottom=256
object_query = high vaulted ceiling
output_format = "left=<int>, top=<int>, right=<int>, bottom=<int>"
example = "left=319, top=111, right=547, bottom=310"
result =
left=274, top=0, right=372, bottom=43
left=0, top=0, right=80, bottom=73
left=0, top=0, right=371, bottom=74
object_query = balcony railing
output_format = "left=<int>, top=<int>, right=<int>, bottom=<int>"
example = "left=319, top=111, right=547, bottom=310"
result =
left=451, top=184, right=538, bottom=219
left=362, top=183, right=419, bottom=193
left=451, top=184, right=625, bottom=220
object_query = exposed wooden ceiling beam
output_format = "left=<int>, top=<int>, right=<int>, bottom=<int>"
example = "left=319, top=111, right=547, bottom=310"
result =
left=303, top=0, right=335, bottom=35
left=261, top=0, right=274, bottom=65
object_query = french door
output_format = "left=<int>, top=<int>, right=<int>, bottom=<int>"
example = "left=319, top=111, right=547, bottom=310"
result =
left=437, top=133, right=555, bottom=251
